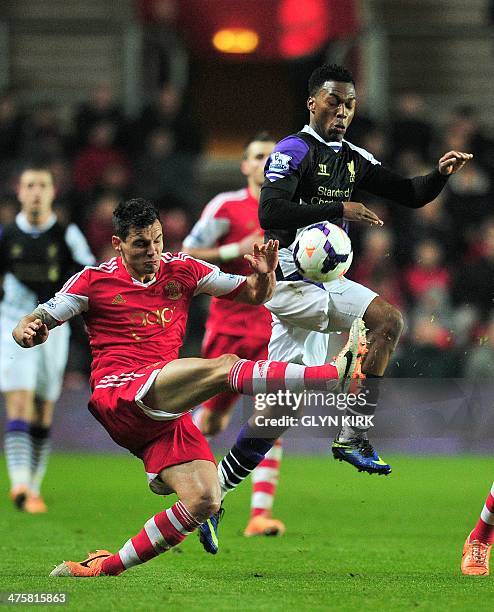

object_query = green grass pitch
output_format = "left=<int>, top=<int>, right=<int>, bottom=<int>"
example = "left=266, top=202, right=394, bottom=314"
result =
left=1, top=454, right=493, bottom=611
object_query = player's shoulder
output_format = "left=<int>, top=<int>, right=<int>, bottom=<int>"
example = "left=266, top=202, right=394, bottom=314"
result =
left=78, top=257, right=120, bottom=280
left=343, top=140, right=381, bottom=165
left=273, top=132, right=311, bottom=157
left=265, top=133, right=311, bottom=181
left=202, top=188, right=249, bottom=218
left=161, top=252, right=215, bottom=286
left=161, top=251, right=213, bottom=269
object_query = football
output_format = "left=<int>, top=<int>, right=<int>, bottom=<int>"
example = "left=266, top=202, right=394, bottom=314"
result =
left=293, top=222, right=353, bottom=282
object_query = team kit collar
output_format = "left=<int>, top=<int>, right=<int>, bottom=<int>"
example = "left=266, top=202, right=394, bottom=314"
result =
left=116, top=256, right=160, bottom=287
left=16, top=212, right=58, bottom=234
left=302, top=125, right=342, bottom=153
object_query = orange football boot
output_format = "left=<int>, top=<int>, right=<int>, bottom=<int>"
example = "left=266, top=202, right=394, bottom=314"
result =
left=244, top=514, right=286, bottom=537
left=9, top=485, right=30, bottom=510
left=24, top=494, right=48, bottom=513
left=461, top=537, right=491, bottom=576
left=50, top=550, right=112, bottom=577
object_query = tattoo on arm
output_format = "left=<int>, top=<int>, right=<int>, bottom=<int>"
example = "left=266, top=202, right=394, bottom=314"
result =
left=32, top=306, right=59, bottom=330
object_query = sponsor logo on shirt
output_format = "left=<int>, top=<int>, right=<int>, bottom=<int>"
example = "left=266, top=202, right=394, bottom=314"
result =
left=268, top=152, right=292, bottom=173
left=129, top=306, right=176, bottom=340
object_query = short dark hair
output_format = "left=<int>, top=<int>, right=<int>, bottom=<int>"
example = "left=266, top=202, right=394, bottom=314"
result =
left=243, top=131, right=277, bottom=151
left=18, top=163, right=55, bottom=183
left=308, top=64, right=355, bottom=96
left=112, top=198, right=159, bottom=240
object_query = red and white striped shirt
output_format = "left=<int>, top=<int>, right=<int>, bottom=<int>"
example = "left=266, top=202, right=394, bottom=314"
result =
left=40, top=254, right=246, bottom=388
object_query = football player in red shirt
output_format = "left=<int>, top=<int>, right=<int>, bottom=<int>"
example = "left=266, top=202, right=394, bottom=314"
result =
left=12, top=198, right=365, bottom=577
left=183, top=133, right=286, bottom=537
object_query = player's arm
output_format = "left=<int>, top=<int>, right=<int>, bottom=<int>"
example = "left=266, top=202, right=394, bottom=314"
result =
left=191, top=240, right=278, bottom=305
left=259, top=175, right=345, bottom=230
left=233, top=239, right=278, bottom=305
left=183, top=231, right=264, bottom=265
left=359, top=150, right=473, bottom=208
left=182, top=201, right=247, bottom=264
left=12, top=270, right=90, bottom=348
left=12, top=307, right=58, bottom=348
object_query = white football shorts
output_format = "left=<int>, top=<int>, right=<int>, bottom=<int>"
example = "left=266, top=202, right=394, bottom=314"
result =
left=265, top=277, right=378, bottom=364
left=0, top=315, right=70, bottom=401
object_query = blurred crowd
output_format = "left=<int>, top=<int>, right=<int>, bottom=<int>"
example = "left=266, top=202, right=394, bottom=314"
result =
left=0, top=84, right=493, bottom=381
left=346, top=92, right=494, bottom=379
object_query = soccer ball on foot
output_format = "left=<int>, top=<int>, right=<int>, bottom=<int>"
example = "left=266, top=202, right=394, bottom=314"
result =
left=293, top=222, right=353, bottom=283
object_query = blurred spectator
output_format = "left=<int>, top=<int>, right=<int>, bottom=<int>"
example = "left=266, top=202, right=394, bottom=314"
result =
left=132, top=83, right=203, bottom=156
left=395, top=193, right=453, bottom=263
left=135, top=127, right=194, bottom=208
left=443, top=161, right=491, bottom=235
left=0, top=91, right=24, bottom=171
left=441, top=105, right=494, bottom=173
left=84, top=192, right=120, bottom=260
left=19, top=102, right=67, bottom=162
left=0, top=196, right=18, bottom=235
left=404, top=238, right=451, bottom=311
left=136, top=0, right=189, bottom=91
left=391, top=92, right=434, bottom=163
left=74, top=83, right=127, bottom=150
left=453, top=217, right=494, bottom=321
left=73, top=121, right=132, bottom=195
left=391, top=315, right=459, bottom=378
left=160, top=208, right=189, bottom=252
left=351, top=227, right=404, bottom=310
left=463, top=316, right=494, bottom=379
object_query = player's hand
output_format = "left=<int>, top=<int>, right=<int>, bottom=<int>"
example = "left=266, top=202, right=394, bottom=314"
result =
left=13, top=318, right=49, bottom=348
left=238, top=231, right=265, bottom=256
left=438, top=150, right=473, bottom=175
left=244, top=239, right=279, bottom=274
left=342, top=202, right=383, bottom=226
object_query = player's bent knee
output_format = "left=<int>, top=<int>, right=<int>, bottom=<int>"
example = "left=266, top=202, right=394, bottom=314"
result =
left=188, top=493, right=221, bottom=522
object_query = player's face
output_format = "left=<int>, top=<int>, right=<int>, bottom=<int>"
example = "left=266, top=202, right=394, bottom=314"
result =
left=114, top=220, right=163, bottom=281
left=241, top=141, right=276, bottom=187
left=307, top=81, right=356, bottom=142
left=17, top=170, right=55, bottom=220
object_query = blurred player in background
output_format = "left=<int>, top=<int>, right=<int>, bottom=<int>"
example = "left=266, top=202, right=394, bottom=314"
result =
left=11, top=198, right=363, bottom=576
left=182, top=133, right=286, bottom=537
left=259, top=63, right=472, bottom=475
left=0, top=164, right=95, bottom=512
left=461, top=481, right=493, bottom=575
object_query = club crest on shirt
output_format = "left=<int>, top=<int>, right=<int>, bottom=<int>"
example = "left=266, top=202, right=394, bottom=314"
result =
left=268, top=152, right=292, bottom=173
left=347, top=160, right=356, bottom=182
left=165, top=280, right=182, bottom=300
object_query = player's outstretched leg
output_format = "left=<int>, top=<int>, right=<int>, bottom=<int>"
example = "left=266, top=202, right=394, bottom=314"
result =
left=50, top=500, right=203, bottom=577
left=217, top=318, right=367, bottom=500
left=50, top=460, right=219, bottom=576
left=461, top=482, right=494, bottom=576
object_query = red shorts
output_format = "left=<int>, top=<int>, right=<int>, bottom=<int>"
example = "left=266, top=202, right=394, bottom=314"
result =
left=201, top=331, right=268, bottom=413
left=88, top=361, right=215, bottom=477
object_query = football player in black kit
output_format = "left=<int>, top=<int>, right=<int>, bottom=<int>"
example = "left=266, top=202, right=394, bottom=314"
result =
left=257, top=63, right=472, bottom=474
